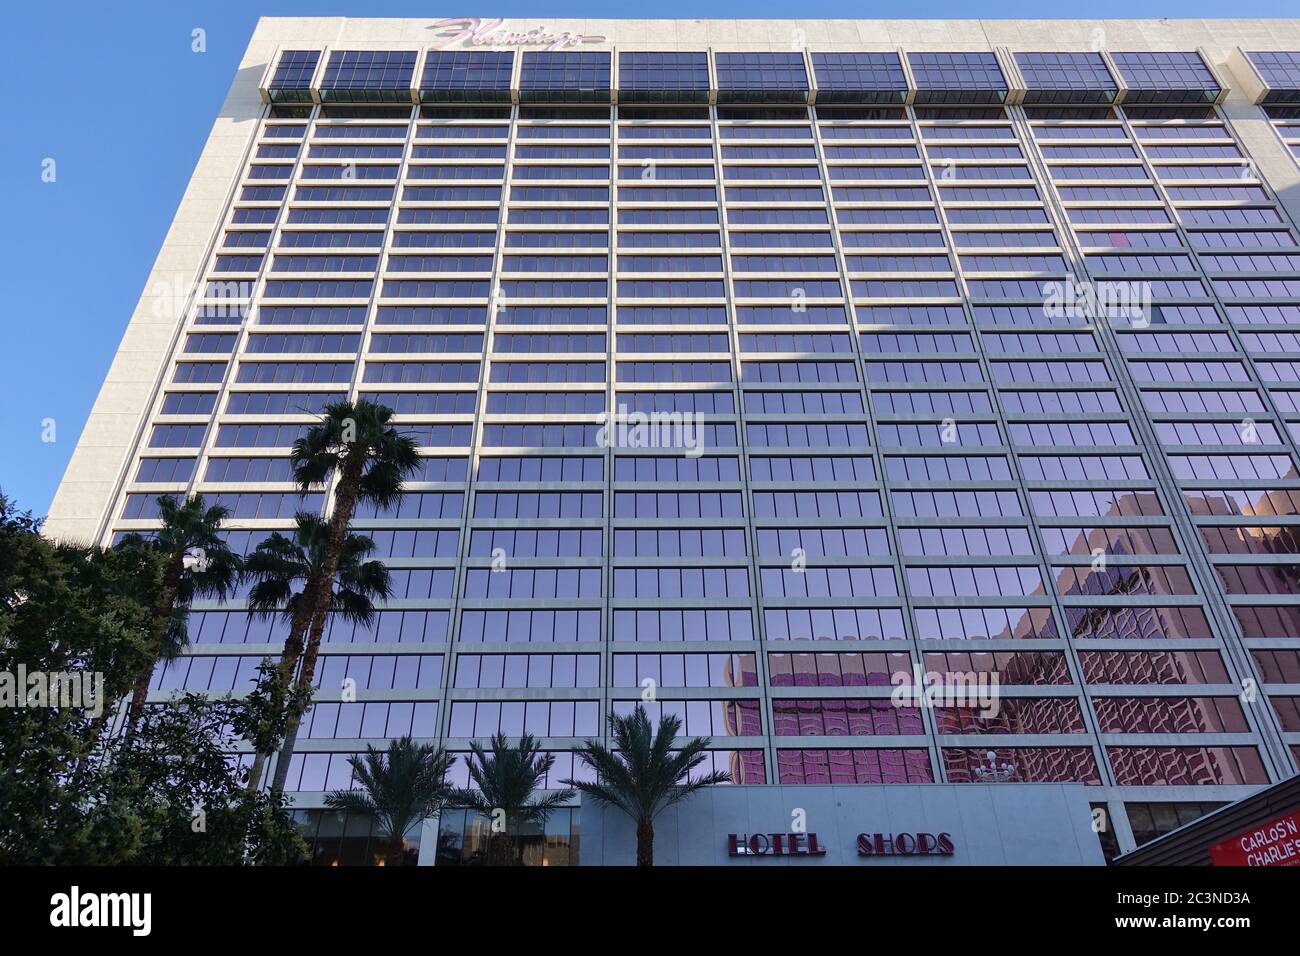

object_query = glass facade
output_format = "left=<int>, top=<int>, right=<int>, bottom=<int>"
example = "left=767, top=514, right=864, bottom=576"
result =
left=266, top=50, right=321, bottom=102
left=811, top=53, right=909, bottom=104
left=1111, top=51, right=1220, bottom=104
left=66, top=30, right=1300, bottom=864
left=1247, top=50, right=1300, bottom=104
left=619, top=52, right=711, bottom=104
left=320, top=51, right=418, bottom=103
left=1015, top=52, right=1118, bottom=105
left=421, top=51, right=514, bottom=103
left=715, top=52, right=810, bottom=103
left=519, top=52, right=612, bottom=103
left=908, top=52, right=1007, bottom=104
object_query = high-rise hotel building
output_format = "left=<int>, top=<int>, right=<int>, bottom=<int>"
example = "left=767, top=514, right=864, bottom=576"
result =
left=45, top=18, right=1300, bottom=865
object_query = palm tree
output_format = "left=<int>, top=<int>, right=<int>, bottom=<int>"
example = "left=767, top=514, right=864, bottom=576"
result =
left=115, top=494, right=240, bottom=726
left=241, top=512, right=393, bottom=793
left=565, top=704, right=731, bottom=867
left=286, top=399, right=418, bottom=690
left=248, top=401, right=417, bottom=791
left=451, top=733, right=575, bottom=866
left=324, top=737, right=455, bottom=867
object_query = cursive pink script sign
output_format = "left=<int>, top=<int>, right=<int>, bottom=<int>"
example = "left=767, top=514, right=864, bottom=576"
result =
left=429, top=17, right=607, bottom=51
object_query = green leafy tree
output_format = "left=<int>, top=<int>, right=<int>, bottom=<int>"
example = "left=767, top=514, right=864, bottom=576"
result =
left=71, top=695, right=307, bottom=865
left=1, top=493, right=164, bottom=854
left=241, top=512, right=393, bottom=793
left=0, top=492, right=304, bottom=865
left=115, top=494, right=240, bottom=725
left=324, top=737, right=455, bottom=866
left=565, top=705, right=731, bottom=867
left=452, top=733, right=575, bottom=866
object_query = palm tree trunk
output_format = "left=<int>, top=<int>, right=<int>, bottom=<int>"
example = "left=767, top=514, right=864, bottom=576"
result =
left=246, top=751, right=267, bottom=794
left=269, top=601, right=328, bottom=795
left=269, top=724, right=301, bottom=796
left=246, top=588, right=317, bottom=795
left=267, top=455, right=366, bottom=796
left=295, top=451, right=365, bottom=693
left=274, top=596, right=314, bottom=687
left=296, top=593, right=331, bottom=700
left=636, top=818, right=654, bottom=867
left=385, top=817, right=413, bottom=867
left=126, top=666, right=154, bottom=723
left=127, top=552, right=185, bottom=726
left=387, top=837, right=406, bottom=867
left=489, top=833, right=516, bottom=867
left=309, top=452, right=366, bottom=642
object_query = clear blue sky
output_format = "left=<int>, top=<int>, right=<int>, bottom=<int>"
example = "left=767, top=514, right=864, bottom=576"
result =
left=2, top=0, right=1296, bottom=516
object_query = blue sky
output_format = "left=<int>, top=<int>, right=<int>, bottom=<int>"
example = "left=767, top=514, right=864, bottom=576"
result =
left=2, top=0, right=1296, bottom=515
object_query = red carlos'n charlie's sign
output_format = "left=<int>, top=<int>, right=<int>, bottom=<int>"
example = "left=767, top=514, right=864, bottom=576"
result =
left=1209, top=810, right=1300, bottom=867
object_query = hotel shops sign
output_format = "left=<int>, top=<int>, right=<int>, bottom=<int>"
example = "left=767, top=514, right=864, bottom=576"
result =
left=430, top=17, right=607, bottom=51
left=728, top=831, right=956, bottom=859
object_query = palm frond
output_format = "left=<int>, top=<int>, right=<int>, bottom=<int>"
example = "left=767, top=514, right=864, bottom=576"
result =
left=127, top=492, right=241, bottom=661
left=324, top=790, right=378, bottom=816
left=241, top=512, right=389, bottom=625
left=288, top=400, right=421, bottom=511
left=338, top=557, right=391, bottom=603
left=453, top=733, right=572, bottom=835
left=330, top=586, right=377, bottom=627
left=158, top=607, right=191, bottom=661
left=325, top=737, right=454, bottom=842
left=566, top=704, right=730, bottom=826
